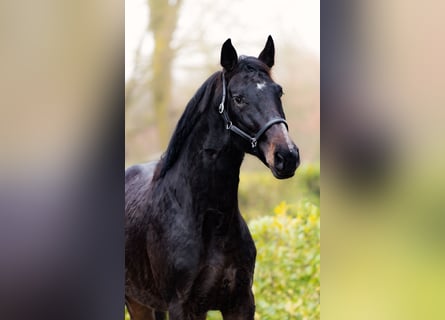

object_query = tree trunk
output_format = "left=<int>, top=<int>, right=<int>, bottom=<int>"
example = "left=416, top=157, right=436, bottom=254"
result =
left=147, top=0, right=182, bottom=148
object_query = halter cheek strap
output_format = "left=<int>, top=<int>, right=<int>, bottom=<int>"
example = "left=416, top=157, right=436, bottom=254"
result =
left=219, top=72, right=288, bottom=149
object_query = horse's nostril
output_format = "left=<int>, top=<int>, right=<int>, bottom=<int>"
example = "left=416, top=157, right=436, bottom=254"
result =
left=274, top=148, right=300, bottom=175
left=274, top=152, right=285, bottom=171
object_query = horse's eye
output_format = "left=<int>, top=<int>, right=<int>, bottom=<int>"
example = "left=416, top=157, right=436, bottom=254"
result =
left=233, top=96, right=244, bottom=105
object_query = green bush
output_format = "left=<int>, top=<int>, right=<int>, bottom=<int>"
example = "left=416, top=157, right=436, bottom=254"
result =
left=249, top=200, right=320, bottom=319
left=239, top=163, right=319, bottom=221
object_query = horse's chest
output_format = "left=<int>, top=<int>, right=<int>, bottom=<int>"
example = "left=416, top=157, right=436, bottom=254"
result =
left=189, top=261, right=243, bottom=310
left=189, top=239, right=255, bottom=309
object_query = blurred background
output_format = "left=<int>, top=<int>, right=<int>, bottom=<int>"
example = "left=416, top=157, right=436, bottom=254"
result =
left=322, top=1, right=445, bottom=319
left=125, top=0, right=320, bottom=319
left=0, top=1, right=124, bottom=319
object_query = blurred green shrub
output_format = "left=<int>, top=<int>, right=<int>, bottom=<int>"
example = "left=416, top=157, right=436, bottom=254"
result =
left=249, top=200, right=320, bottom=319
left=239, top=163, right=319, bottom=221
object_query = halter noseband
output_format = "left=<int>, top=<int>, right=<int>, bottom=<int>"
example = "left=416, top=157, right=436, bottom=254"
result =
left=219, top=72, right=288, bottom=149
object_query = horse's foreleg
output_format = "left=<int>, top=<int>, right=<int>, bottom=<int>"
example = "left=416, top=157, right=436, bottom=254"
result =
left=167, top=302, right=207, bottom=320
left=222, top=306, right=255, bottom=320
left=221, top=289, right=255, bottom=320
left=125, top=296, right=158, bottom=320
left=154, top=310, right=166, bottom=320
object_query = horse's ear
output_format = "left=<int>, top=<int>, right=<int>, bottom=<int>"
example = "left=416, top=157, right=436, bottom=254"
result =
left=220, top=38, right=238, bottom=71
left=258, top=35, right=275, bottom=68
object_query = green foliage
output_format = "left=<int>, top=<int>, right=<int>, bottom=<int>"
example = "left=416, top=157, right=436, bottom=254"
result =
left=239, top=163, right=319, bottom=221
left=250, top=200, right=320, bottom=319
left=243, top=164, right=320, bottom=319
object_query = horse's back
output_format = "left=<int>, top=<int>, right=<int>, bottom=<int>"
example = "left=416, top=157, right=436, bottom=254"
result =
left=126, top=161, right=158, bottom=186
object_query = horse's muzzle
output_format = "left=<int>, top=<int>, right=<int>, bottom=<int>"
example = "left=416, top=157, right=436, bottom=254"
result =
left=259, top=122, right=300, bottom=179
left=271, top=146, right=300, bottom=179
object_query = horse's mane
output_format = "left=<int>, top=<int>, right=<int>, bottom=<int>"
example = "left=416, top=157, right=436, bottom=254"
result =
left=155, top=58, right=270, bottom=179
left=156, top=71, right=221, bottom=178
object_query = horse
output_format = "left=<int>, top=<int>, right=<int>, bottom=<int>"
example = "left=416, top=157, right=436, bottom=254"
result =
left=125, top=36, right=300, bottom=320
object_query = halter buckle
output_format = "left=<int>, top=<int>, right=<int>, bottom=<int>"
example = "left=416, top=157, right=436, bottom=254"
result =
left=226, top=121, right=232, bottom=130
left=251, top=139, right=257, bottom=148
left=219, top=103, right=224, bottom=114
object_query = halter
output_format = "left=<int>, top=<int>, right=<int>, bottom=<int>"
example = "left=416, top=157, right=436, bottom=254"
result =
left=219, top=72, right=288, bottom=149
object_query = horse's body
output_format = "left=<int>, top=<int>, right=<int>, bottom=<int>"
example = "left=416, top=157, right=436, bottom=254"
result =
left=125, top=37, right=299, bottom=320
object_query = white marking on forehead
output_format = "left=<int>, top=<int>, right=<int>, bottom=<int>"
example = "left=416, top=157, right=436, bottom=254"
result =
left=256, top=82, right=266, bottom=90
left=280, top=123, right=295, bottom=152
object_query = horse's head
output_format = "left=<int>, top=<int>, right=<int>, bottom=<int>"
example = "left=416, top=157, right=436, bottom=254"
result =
left=219, top=36, right=300, bottom=179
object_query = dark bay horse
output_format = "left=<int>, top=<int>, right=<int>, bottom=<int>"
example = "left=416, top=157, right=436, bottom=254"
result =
left=125, top=36, right=300, bottom=320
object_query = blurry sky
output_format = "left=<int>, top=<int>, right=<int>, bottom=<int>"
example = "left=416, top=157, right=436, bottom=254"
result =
left=125, top=0, right=319, bottom=80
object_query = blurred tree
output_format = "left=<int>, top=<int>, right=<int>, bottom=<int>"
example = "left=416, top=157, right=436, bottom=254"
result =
left=147, top=0, right=183, bottom=147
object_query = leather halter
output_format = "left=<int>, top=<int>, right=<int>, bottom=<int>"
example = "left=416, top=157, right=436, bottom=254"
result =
left=219, top=72, right=288, bottom=149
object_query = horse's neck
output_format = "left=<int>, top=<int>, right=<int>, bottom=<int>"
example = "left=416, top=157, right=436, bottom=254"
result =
left=170, top=113, right=244, bottom=211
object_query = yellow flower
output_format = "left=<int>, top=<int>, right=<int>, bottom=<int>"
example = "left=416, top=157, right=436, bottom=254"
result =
left=274, top=201, right=288, bottom=217
left=308, top=212, right=318, bottom=225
